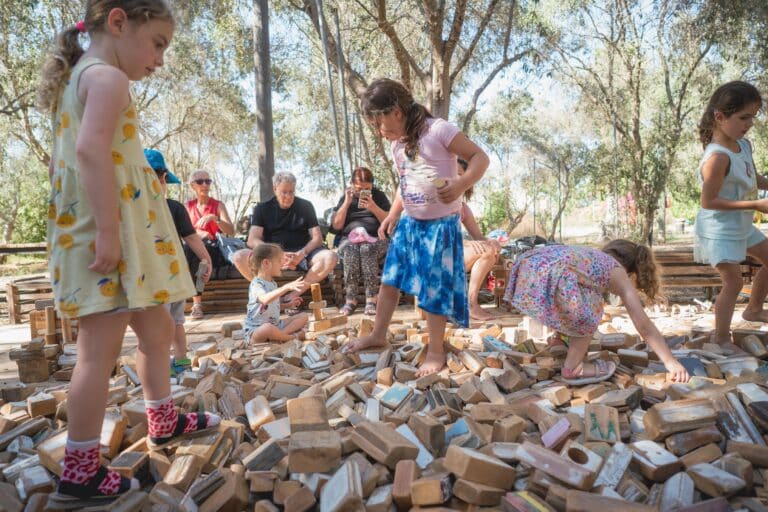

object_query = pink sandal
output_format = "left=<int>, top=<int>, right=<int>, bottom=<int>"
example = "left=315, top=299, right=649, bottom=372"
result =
left=560, top=359, right=616, bottom=385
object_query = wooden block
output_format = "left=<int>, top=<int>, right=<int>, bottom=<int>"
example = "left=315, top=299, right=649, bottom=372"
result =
left=642, top=398, right=716, bottom=441
left=410, top=473, right=452, bottom=506
left=26, top=393, right=55, bottom=418
left=560, top=441, right=603, bottom=474
left=739, top=334, right=767, bottom=357
left=100, top=412, right=128, bottom=458
left=564, top=490, right=655, bottom=511
left=680, top=443, right=722, bottom=469
left=631, top=440, right=682, bottom=482
left=18, top=464, right=54, bottom=497
left=381, top=382, right=413, bottom=411
left=288, top=430, right=341, bottom=473
left=108, top=450, right=148, bottom=479
left=457, top=376, right=486, bottom=404
left=394, top=362, right=418, bottom=382
left=492, top=415, right=526, bottom=443
left=36, top=429, right=67, bottom=476
left=257, top=416, right=291, bottom=442
left=393, top=459, right=420, bottom=510
left=309, top=314, right=347, bottom=332
left=266, top=375, right=312, bottom=400
left=198, top=469, right=249, bottom=512
left=284, top=486, right=316, bottom=512
left=664, top=424, right=722, bottom=456
left=176, top=430, right=222, bottom=461
left=677, top=497, right=730, bottom=512
left=540, top=385, right=571, bottom=407
left=245, top=395, right=275, bottom=432
left=349, top=421, right=418, bottom=469
left=687, top=462, right=746, bottom=497
left=163, top=454, right=203, bottom=492
left=196, top=371, right=225, bottom=397
left=148, top=450, right=171, bottom=482
left=0, top=416, right=48, bottom=451
left=453, top=478, right=504, bottom=506
left=444, top=444, right=516, bottom=489
left=366, top=484, right=393, bottom=512
left=584, top=404, right=620, bottom=444
left=659, top=471, right=695, bottom=511
left=516, top=441, right=596, bottom=490
left=287, top=395, right=330, bottom=433
left=217, top=386, right=245, bottom=419
left=502, top=491, right=557, bottom=511
left=149, top=481, right=186, bottom=509
left=395, top=424, right=434, bottom=469
left=242, top=438, right=286, bottom=471
left=320, top=460, right=363, bottom=512
left=726, top=440, right=768, bottom=467
left=408, top=412, right=445, bottom=455
left=714, top=453, right=753, bottom=489
left=541, top=417, right=574, bottom=450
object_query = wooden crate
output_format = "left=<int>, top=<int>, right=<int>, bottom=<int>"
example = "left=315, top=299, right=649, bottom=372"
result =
left=6, top=275, right=53, bottom=324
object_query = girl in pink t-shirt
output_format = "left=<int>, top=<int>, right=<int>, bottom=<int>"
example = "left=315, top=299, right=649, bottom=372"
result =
left=343, top=79, right=489, bottom=377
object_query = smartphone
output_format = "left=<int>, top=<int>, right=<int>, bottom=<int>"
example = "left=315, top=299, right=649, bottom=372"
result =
left=358, top=189, right=372, bottom=208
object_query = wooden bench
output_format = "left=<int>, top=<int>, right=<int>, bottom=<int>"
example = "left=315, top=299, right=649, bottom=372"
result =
left=653, top=246, right=758, bottom=299
left=184, top=268, right=344, bottom=315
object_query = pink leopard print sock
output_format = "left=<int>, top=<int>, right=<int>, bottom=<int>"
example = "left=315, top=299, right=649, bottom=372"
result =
left=61, top=439, right=124, bottom=495
left=145, top=395, right=220, bottom=439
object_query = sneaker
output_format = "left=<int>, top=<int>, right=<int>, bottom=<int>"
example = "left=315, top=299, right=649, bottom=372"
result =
left=190, top=303, right=204, bottom=319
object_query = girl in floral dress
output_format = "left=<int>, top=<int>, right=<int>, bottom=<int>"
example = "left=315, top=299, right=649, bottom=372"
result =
left=505, top=240, right=689, bottom=384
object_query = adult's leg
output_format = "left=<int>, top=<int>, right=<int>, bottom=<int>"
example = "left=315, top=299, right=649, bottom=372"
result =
left=341, top=244, right=362, bottom=305
left=714, top=262, right=745, bottom=350
left=286, top=249, right=339, bottom=300
left=743, top=239, right=768, bottom=322
left=343, top=283, right=400, bottom=353
left=464, top=241, right=498, bottom=321
left=231, top=248, right=255, bottom=281
left=360, top=241, right=386, bottom=300
left=67, top=311, right=131, bottom=441
left=415, top=311, right=448, bottom=377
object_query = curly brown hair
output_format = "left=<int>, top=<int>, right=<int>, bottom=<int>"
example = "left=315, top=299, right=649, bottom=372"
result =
left=602, top=239, right=661, bottom=302
left=38, top=0, right=174, bottom=113
left=361, top=78, right=432, bottom=160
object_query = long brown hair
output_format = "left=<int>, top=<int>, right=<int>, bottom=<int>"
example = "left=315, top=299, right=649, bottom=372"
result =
left=698, top=81, right=762, bottom=148
left=602, top=239, right=661, bottom=302
left=361, top=78, right=432, bottom=160
left=38, top=0, right=174, bottom=113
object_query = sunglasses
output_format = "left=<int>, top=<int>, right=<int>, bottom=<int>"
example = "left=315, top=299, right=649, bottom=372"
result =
left=193, top=179, right=213, bottom=185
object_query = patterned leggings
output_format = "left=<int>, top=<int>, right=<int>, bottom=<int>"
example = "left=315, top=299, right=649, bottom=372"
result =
left=341, top=240, right=389, bottom=301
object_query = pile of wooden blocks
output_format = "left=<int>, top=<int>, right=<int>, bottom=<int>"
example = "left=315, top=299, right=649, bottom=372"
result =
left=9, top=305, right=77, bottom=384
left=2, top=308, right=768, bottom=511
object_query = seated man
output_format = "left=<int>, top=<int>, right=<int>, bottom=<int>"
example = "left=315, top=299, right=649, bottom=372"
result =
left=232, top=172, right=339, bottom=303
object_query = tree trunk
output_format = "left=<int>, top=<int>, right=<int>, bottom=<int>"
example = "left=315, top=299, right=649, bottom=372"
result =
left=254, top=0, right=275, bottom=202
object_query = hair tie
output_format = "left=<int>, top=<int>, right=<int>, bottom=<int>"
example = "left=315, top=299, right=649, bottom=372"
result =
left=76, top=21, right=86, bottom=33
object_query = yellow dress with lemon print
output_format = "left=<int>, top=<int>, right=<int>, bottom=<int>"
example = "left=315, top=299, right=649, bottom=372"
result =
left=47, top=58, right=194, bottom=318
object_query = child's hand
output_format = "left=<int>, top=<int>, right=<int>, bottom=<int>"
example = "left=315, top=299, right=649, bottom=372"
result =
left=283, top=276, right=304, bottom=293
left=664, top=358, right=690, bottom=383
left=285, top=296, right=303, bottom=309
left=756, top=198, right=768, bottom=213
left=378, top=214, right=398, bottom=239
left=437, top=179, right=465, bottom=204
left=89, top=229, right=122, bottom=274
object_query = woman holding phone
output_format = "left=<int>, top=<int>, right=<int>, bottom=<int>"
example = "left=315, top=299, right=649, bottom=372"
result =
left=331, top=167, right=391, bottom=315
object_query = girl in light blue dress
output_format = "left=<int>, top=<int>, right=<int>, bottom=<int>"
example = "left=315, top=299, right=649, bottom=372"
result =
left=694, top=81, right=768, bottom=353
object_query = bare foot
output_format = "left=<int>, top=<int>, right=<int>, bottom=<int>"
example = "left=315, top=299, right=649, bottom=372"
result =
left=342, top=334, right=388, bottom=354
left=415, top=351, right=446, bottom=378
left=742, top=309, right=768, bottom=323
left=469, top=304, right=493, bottom=321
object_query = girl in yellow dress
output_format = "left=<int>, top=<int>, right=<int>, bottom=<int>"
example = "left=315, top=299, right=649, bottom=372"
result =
left=38, top=1, right=219, bottom=505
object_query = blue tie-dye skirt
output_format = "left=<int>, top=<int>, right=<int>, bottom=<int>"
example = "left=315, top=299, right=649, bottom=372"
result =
left=381, top=214, right=468, bottom=327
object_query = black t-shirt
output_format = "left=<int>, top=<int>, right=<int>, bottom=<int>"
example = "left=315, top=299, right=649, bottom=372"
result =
left=250, top=196, right=318, bottom=252
left=332, top=187, right=391, bottom=238
left=167, top=198, right=195, bottom=240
